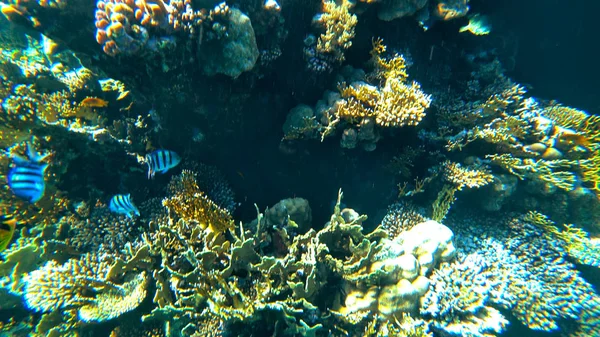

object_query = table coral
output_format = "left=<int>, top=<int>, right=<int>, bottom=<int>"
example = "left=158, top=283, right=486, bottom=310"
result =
left=23, top=252, right=148, bottom=322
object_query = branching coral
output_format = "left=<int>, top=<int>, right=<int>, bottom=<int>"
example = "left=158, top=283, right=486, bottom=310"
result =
left=64, top=203, right=140, bottom=253
left=426, top=213, right=600, bottom=335
left=162, top=169, right=234, bottom=234
left=335, top=39, right=431, bottom=129
left=184, top=162, right=237, bottom=213
left=380, top=201, right=427, bottom=239
left=421, top=253, right=508, bottom=337
left=523, top=211, right=600, bottom=267
left=94, top=0, right=207, bottom=56
left=314, top=0, right=357, bottom=62
left=442, top=161, right=494, bottom=190
left=288, top=39, right=433, bottom=150
left=437, top=83, right=600, bottom=211
left=24, top=251, right=149, bottom=322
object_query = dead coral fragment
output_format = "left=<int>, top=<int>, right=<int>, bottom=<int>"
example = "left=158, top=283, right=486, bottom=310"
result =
left=315, top=0, right=358, bottom=62
left=162, top=170, right=234, bottom=234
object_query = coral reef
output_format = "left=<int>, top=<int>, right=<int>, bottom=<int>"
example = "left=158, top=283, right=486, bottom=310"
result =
left=286, top=39, right=431, bottom=151
left=198, top=6, right=260, bottom=77
left=94, top=0, right=209, bottom=56
left=162, top=169, right=234, bottom=234
left=421, top=213, right=600, bottom=336
left=1, top=1, right=600, bottom=337
left=64, top=202, right=140, bottom=253
left=185, top=162, right=237, bottom=213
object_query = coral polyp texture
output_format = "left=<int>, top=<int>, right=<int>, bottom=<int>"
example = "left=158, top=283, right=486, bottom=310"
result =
left=1, top=0, right=600, bottom=336
left=95, top=0, right=206, bottom=56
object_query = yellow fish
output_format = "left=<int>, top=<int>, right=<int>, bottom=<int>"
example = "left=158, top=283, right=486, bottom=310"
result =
left=0, top=214, right=17, bottom=252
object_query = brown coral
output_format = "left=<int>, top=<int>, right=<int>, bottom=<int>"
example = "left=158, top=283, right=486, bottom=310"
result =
left=162, top=170, right=234, bottom=234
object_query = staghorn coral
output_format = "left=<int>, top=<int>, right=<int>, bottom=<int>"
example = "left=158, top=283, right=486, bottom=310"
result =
left=442, top=161, right=494, bottom=191
left=433, top=83, right=600, bottom=228
left=396, top=160, right=493, bottom=222
left=541, top=103, right=600, bottom=195
left=523, top=211, right=600, bottom=267
left=162, top=169, right=234, bottom=234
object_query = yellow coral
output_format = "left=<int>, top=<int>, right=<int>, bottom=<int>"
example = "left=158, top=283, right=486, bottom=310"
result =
left=316, top=0, right=358, bottom=62
left=523, top=211, right=599, bottom=266
left=431, top=184, right=457, bottom=222
left=542, top=103, right=600, bottom=195
left=335, top=40, right=431, bottom=128
left=375, top=79, right=431, bottom=127
left=370, top=38, right=408, bottom=81
left=487, top=154, right=577, bottom=191
left=162, top=170, right=234, bottom=234
left=442, top=161, right=494, bottom=190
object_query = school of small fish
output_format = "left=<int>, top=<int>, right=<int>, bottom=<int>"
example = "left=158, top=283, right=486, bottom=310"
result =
left=1, top=141, right=181, bottom=252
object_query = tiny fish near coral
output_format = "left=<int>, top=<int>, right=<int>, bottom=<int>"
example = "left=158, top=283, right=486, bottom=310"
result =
left=109, top=194, right=140, bottom=218
left=7, top=142, right=50, bottom=203
left=145, top=149, right=181, bottom=179
left=0, top=214, right=18, bottom=252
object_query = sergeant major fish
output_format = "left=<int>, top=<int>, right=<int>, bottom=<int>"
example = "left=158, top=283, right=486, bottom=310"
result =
left=0, top=214, right=18, bottom=252
left=7, top=142, right=50, bottom=203
left=109, top=194, right=140, bottom=218
left=146, top=149, right=181, bottom=179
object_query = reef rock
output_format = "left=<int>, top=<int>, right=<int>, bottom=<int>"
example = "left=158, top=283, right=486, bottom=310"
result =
left=200, top=8, right=259, bottom=78
left=392, top=220, right=456, bottom=275
left=378, top=0, right=428, bottom=21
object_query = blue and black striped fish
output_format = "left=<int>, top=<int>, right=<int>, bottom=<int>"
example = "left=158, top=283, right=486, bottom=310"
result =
left=109, top=194, right=140, bottom=218
left=7, top=142, right=50, bottom=203
left=0, top=214, right=18, bottom=252
left=146, top=149, right=181, bottom=179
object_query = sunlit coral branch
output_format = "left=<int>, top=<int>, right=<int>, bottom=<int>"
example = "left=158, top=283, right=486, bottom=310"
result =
left=315, top=0, right=358, bottom=62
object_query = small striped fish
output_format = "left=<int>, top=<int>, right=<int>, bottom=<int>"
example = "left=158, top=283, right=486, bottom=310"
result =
left=146, top=149, right=181, bottom=179
left=7, top=142, right=50, bottom=203
left=0, top=214, right=17, bottom=252
left=109, top=194, right=140, bottom=218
